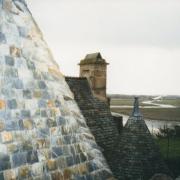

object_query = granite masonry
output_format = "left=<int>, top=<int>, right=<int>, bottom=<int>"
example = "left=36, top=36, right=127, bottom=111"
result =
left=0, top=0, right=113, bottom=179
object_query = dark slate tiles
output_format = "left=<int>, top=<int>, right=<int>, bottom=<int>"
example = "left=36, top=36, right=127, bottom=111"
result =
left=0, top=32, right=6, bottom=43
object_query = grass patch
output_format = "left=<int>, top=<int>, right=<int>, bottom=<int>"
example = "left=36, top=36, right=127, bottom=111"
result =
left=111, top=98, right=156, bottom=106
left=111, top=108, right=180, bottom=121
left=111, top=99, right=134, bottom=106
left=154, top=99, right=180, bottom=107
left=156, top=137, right=180, bottom=158
left=156, top=137, right=180, bottom=177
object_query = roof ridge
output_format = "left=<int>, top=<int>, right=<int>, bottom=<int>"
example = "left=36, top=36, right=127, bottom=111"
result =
left=65, top=76, right=87, bottom=79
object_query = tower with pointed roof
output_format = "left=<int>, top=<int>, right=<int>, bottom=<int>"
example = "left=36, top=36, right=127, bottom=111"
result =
left=79, top=52, right=109, bottom=102
left=111, top=97, right=172, bottom=180
left=0, top=1, right=113, bottom=179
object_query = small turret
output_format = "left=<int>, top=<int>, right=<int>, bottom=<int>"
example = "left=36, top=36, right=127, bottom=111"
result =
left=132, top=97, right=142, bottom=117
left=79, top=52, right=109, bottom=102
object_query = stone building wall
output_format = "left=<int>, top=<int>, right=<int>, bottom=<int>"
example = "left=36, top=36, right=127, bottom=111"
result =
left=79, top=53, right=108, bottom=102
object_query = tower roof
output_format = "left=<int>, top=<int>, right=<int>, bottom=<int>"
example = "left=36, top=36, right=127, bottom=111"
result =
left=79, top=52, right=109, bottom=65
left=0, top=1, right=113, bottom=179
left=132, top=97, right=142, bottom=118
left=112, top=97, right=171, bottom=180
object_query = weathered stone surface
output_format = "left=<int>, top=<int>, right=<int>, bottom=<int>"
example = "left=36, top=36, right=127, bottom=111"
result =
left=5, top=56, right=14, bottom=66
left=79, top=52, right=109, bottom=102
left=0, top=32, right=6, bottom=43
left=1, top=131, right=13, bottom=143
left=0, top=100, right=6, bottom=109
left=0, top=1, right=113, bottom=179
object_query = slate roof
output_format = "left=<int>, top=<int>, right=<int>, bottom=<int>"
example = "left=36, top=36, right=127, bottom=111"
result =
left=112, top=97, right=172, bottom=180
left=65, top=77, right=121, bottom=176
left=79, top=52, right=108, bottom=65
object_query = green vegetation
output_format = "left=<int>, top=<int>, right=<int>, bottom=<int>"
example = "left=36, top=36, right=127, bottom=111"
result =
left=156, top=137, right=180, bottom=178
left=156, top=137, right=180, bottom=158
left=154, top=99, right=180, bottom=107
left=111, top=99, right=134, bottom=106
left=111, top=98, right=156, bottom=106
left=155, top=126, right=180, bottom=178
left=111, top=108, right=180, bottom=121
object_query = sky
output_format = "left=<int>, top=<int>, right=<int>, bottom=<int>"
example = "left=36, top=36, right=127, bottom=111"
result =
left=27, top=0, right=180, bottom=95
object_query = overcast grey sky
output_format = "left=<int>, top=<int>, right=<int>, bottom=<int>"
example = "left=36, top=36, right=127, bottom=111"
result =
left=27, top=0, right=180, bottom=95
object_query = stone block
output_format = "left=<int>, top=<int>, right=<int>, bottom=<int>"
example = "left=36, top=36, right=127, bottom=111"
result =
left=18, top=26, right=27, bottom=38
left=47, top=100, right=54, bottom=108
left=55, top=99, right=61, bottom=107
left=23, top=90, right=32, bottom=99
left=7, top=99, right=17, bottom=109
left=56, top=156, right=67, bottom=169
left=80, top=153, right=87, bottom=163
left=63, top=135, right=71, bottom=144
left=0, top=32, right=6, bottom=43
left=46, top=159, right=57, bottom=171
left=34, top=118, right=47, bottom=129
left=27, top=150, right=38, bottom=164
left=66, top=156, right=74, bottom=167
left=41, top=110, right=47, bottom=117
left=13, top=79, right=23, bottom=89
left=22, top=140, right=33, bottom=151
left=7, top=143, right=19, bottom=154
left=50, top=171, right=64, bottom=180
left=47, top=118, right=57, bottom=128
left=22, top=119, right=33, bottom=130
left=78, top=163, right=88, bottom=175
left=10, top=46, right=21, bottom=57
left=0, top=154, right=11, bottom=171
left=1, top=131, right=13, bottom=143
left=0, top=121, right=5, bottom=132
left=52, top=146, right=63, bottom=158
left=3, top=169, right=17, bottom=180
left=38, top=99, right=47, bottom=108
left=21, top=110, right=30, bottom=118
left=31, top=162, right=43, bottom=177
left=12, top=152, right=27, bottom=168
left=0, top=173, right=4, bottom=180
left=38, top=81, right=47, bottom=89
left=56, top=137, right=64, bottom=146
left=63, top=168, right=73, bottom=179
left=0, top=100, right=6, bottom=109
left=4, top=68, right=18, bottom=77
left=33, top=90, right=42, bottom=98
left=36, top=138, right=50, bottom=149
left=62, top=146, right=71, bottom=156
left=5, top=120, right=18, bottom=131
left=57, top=116, right=66, bottom=126
left=5, top=56, right=14, bottom=66
left=41, top=91, right=50, bottom=99
left=37, top=149, right=51, bottom=162
left=37, top=128, right=50, bottom=138
left=18, top=165, right=31, bottom=179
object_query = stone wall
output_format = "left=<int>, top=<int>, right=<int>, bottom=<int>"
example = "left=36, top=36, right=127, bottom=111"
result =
left=0, top=1, right=113, bottom=179
left=79, top=54, right=108, bottom=102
